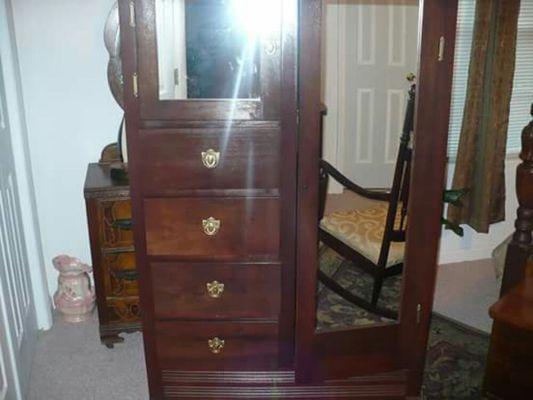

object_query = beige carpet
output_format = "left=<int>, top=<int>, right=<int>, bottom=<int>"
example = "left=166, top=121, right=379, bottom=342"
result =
left=434, top=259, right=499, bottom=333
left=28, top=314, right=147, bottom=400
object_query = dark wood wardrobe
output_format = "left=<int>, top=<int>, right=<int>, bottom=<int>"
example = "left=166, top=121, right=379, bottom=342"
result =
left=117, top=0, right=458, bottom=398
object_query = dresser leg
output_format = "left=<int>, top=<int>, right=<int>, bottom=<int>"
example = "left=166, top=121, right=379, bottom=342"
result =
left=101, top=333, right=125, bottom=349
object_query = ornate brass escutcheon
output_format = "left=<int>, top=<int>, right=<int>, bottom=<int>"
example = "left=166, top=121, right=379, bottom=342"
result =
left=202, top=217, right=221, bottom=236
left=201, top=149, right=220, bottom=169
left=208, top=337, right=225, bottom=354
left=206, top=281, right=225, bottom=298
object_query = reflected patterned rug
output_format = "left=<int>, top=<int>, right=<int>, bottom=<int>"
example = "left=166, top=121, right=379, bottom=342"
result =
left=318, top=247, right=490, bottom=400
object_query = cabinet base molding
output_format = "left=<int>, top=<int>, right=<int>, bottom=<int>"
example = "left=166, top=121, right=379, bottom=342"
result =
left=162, top=385, right=406, bottom=399
left=99, top=321, right=142, bottom=348
left=160, top=370, right=408, bottom=399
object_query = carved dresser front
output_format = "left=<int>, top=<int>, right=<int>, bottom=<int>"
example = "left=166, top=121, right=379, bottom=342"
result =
left=84, top=163, right=140, bottom=348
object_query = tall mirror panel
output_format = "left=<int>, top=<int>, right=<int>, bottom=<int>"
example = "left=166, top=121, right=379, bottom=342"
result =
left=316, top=0, right=419, bottom=331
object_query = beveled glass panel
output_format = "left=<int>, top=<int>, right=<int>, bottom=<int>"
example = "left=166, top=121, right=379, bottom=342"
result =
left=156, top=0, right=276, bottom=100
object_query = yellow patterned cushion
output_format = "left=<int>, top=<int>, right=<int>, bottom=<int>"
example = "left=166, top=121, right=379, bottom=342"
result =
left=320, top=203, right=405, bottom=267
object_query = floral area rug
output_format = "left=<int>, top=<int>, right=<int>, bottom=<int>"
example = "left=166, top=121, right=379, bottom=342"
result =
left=317, top=247, right=490, bottom=399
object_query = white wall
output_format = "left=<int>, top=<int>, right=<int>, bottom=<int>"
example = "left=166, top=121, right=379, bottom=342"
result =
left=11, top=0, right=123, bottom=298
left=437, top=157, right=520, bottom=265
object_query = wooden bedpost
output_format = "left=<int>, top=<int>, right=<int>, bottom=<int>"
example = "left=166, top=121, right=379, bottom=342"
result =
left=500, top=103, right=533, bottom=295
left=484, top=103, right=533, bottom=399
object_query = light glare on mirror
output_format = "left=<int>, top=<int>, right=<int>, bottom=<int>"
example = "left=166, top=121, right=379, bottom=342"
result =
left=231, top=0, right=279, bottom=36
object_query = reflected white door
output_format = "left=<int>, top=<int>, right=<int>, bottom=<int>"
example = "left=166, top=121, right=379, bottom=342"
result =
left=156, top=0, right=188, bottom=100
left=324, top=0, right=419, bottom=188
left=0, top=306, right=17, bottom=400
left=0, top=37, right=38, bottom=400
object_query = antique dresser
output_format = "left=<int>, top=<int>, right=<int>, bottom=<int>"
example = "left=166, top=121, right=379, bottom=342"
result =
left=117, top=0, right=459, bottom=398
left=84, top=162, right=140, bottom=347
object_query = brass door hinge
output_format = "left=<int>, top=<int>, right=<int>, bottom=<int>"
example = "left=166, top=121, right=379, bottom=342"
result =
left=438, top=36, right=445, bottom=62
left=416, top=304, right=422, bottom=324
left=132, top=73, right=139, bottom=98
left=129, top=1, right=136, bottom=27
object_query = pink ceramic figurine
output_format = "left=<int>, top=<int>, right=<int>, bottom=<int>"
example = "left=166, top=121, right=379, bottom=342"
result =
left=53, top=255, right=96, bottom=322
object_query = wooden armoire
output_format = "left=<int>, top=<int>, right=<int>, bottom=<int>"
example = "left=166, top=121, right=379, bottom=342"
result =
left=117, top=0, right=458, bottom=398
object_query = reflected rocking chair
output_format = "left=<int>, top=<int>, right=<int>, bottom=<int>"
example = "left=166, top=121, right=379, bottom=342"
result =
left=318, top=83, right=416, bottom=317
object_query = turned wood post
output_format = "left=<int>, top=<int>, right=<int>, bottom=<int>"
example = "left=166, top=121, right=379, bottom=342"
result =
left=500, top=103, right=533, bottom=295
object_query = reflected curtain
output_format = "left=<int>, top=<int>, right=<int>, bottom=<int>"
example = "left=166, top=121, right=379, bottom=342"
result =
left=448, top=0, right=521, bottom=233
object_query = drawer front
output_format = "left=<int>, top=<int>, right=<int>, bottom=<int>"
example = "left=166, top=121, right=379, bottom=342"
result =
left=151, top=263, right=281, bottom=319
left=144, top=197, right=280, bottom=259
left=138, top=127, right=280, bottom=194
left=98, top=200, right=133, bottom=249
left=155, top=321, right=279, bottom=370
left=102, top=252, right=138, bottom=298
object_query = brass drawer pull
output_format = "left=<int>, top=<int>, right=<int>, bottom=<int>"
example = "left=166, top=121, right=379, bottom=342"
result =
left=206, top=281, right=225, bottom=298
left=202, top=217, right=221, bottom=236
left=201, top=149, right=220, bottom=169
left=208, top=337, right=225, bottom=354
left=111, top=218, right=133, bottom=231
left=113, top=269, right=139, bottom=282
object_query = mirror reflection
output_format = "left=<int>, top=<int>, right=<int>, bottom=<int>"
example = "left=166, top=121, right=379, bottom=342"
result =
left=156, top=0, right=269, bottom=100
left=316, top=0, right=419, bottom=331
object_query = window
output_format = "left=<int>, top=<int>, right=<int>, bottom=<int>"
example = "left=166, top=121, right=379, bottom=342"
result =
left=508, top=1, right=533, bottom=152
left=448, top=0, right=533, bottom=157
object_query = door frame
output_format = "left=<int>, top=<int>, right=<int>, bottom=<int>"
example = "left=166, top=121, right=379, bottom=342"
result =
left=0, top=1, right=54, bottom=398
left=0, top=0, right=52, bottom=332
left=295, top=0, right=458, bottom=394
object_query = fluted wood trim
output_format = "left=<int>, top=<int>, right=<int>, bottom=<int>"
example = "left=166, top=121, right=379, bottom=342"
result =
left=163, top=384, right=406, bottom=399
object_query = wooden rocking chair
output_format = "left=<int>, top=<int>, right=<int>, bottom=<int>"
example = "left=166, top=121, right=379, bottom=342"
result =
left=318, top=82, right=416, bottom=317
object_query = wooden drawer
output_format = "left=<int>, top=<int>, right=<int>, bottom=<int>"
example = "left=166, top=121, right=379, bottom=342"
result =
left=98, top=200, right=133, bottom=249
left=151, top=262, right=281, bottom=319
left=155, top=321, right=279, bottom=370
left=102, top=252, right=139, bottom=298
left=138, top=127, right=280, bottom=194
left=144, top=197, right=280, bottom=260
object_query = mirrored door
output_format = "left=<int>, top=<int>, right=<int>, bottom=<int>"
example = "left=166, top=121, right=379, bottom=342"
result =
left=296, top=0, right=459, bottom=384
left=317, top=0, right=419, bottom=331
left=318, top=0, right=418, bottom=331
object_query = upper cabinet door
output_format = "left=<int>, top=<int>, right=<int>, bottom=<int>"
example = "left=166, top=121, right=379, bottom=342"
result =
left=135, top=0, right=283, bottom=121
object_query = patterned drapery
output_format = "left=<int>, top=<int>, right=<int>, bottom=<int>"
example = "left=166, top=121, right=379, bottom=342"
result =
left=448, top=0, right=521, bottom=233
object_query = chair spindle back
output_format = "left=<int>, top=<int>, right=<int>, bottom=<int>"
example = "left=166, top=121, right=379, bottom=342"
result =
left=377, top=83, right=416, bottom=266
